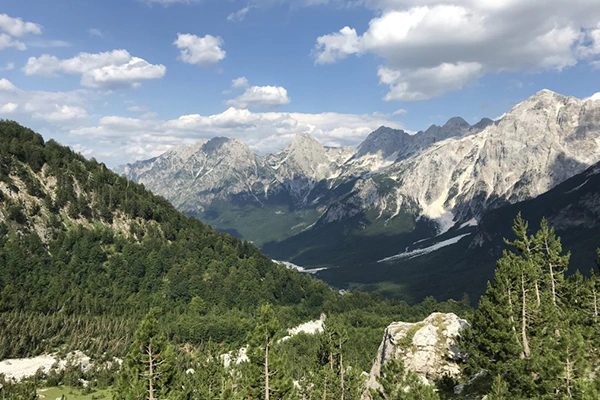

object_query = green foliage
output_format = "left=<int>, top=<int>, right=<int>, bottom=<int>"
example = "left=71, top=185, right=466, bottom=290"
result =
left=370, top=359, right=440, bottom=400
left=463, top=215, right=600, bottom=399
left=0, top=121, right=476, bottom=399
left=115, top=309, right=181, bottom=400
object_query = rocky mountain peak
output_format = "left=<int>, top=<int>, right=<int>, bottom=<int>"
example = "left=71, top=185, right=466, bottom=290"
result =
left=164, top=140, right=207, bottom=161
left=289, top=131, right=320, bottom=148
left=442, top=116, right=470, bottom=132
left=201, top=136, right=255, bottom=158
left=275, top=132, right=332, bottom=181
left=355, top=126, right=410, bottom=159
left=423, top=117, right=471, bottom=140
left=471, top=117, right=494, bottom=132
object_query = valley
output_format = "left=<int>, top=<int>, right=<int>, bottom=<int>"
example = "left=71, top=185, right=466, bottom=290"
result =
left=122, top=90, right=600, bottom=302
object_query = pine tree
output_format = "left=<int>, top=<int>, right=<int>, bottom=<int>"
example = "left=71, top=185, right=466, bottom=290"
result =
left=370, top=359, right=439, bottom=400
left=487, top=375, right=509, bottom=400
left=464, top=215, right=596, bottom=399
left=245, top=303, right=294, bottom=400
left=115, top=308, right=181, bottom=400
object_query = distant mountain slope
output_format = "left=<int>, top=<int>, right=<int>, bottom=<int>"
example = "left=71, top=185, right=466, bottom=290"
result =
left=315, top=160, right=600, bottom=303
left=265, top=90, right=600, bottom=276
left=0, top=120, right=332, bottom=357
left=121, top=90, right=600, bottom=302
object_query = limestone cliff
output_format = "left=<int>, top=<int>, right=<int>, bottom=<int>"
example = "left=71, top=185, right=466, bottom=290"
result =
left=363, top=312, right=469, bottom=399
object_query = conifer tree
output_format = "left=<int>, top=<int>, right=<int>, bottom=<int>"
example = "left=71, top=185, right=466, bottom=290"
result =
left=115, top=308, right=181, bottom=400
left=370, top=359, right=439, bottom=400
left=246, top=303, right=293, bottom=400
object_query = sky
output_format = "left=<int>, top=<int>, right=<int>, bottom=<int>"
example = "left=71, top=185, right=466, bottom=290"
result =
left=1, top=0, right=600, bottom=167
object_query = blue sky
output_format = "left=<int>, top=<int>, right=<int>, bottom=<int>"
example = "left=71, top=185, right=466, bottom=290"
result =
left=1, top=0, right=600, bottom=166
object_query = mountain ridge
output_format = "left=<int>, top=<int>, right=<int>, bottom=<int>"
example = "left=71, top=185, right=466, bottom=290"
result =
left=120, top=89, right=600, bottom=299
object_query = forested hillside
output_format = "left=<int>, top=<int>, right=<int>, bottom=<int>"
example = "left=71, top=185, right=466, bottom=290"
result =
left=0, top=120, right=471, bottom=399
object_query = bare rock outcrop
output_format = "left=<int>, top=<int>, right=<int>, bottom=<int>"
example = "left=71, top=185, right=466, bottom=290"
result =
left=363, top=312, right=469, bottom=399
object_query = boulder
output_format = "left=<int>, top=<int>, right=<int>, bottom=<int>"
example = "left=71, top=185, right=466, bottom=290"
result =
left=363, top=312, right=469, bottom=399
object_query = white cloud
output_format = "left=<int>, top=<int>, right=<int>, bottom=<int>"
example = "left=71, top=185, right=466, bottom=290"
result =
left=314, top=0, right=600, bottom=101
left=174, top=33, right=226, bottom=66
left=88, top=28, right=105, bottom=37
left=33, top=105, right=88, bottom=123
left=0, top=33, right=26, bottom=51
left=378, top=62, right=483, bottom=101
left=587, top=92, right=600, bottom=101
left=23, top=50, right=166, bottom=89
left=226, top=85, right=291, bottom=109
left=0, top=102, right=18, bottom=113
left=127, top=105, right=149, bottom=113
left=71, top=144, right=93, bottom=157
left=0, top=78, right=19, bottom=92
left=232, top=76, right=249, bottom=89
left=228, top=6, right=253, bottom=22
left=0, top=14, right=42, bottom=37
left=28, top=39, right=71, bottom=48
left=392, top=108, right=407, bottom=116
left=68, top=106, right=403, bottom=165
left=0, top=79, right=89, bottom=125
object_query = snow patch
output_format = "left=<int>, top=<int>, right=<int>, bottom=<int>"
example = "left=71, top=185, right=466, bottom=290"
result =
left=459, top=218, right=478, bottom=229
left=275, top=260, right=329, bottom=274
left=378, top=233, right=472, bottom=263
left=565, top=179, right=590, bottom=194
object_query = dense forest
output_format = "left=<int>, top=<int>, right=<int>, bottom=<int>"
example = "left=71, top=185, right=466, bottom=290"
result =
left=2, top=120, right=600, bottom=399
left=0, top=120, right=470, bottom=398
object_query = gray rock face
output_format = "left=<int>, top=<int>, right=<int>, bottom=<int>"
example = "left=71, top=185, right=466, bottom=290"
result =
left=362, top=313, right=470, bottom=399
left=120, top=90, right=600, bottom=241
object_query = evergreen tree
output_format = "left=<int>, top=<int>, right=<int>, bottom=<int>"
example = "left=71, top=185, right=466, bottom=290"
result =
left=370, top=359, right=439, bottom=400
left=487, top=375, right=509, bottom=400
left=245, top=303, right=293, bottom=400
left=464, top=216, right=593, bottom=399
left=115, top=308, right=181, bottom=400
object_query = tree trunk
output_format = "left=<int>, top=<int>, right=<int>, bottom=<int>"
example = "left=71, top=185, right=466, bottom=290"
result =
left=521, top=271, right=531, bottom=359
left=339, top=349, right=344, bottom=400
left=265, top=341, right=270, bottom=400
left=565, top=354, right=572, bottom=398
left=147, top=344, right=155, bottom=400
left=594, top=289, right=598, bottom=324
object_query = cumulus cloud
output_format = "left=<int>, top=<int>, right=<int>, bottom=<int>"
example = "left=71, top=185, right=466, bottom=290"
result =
left=68, top=106, right=402, bottom=165
left=232, top=76, right=249, bottom=88
left=0, top=14, right=42, bottom=37
left=0, top=33, right=26, bottom=51
left=174, top=33, right=226, bottom=66
left=0, top=102, right=18, bottom=113
left=1, top=62, right=14, bottom=71
left=0, top=79, right=89, bottom=125
left=226, top=85, right=291, bottom=109
left=314, top=0, right=600, bottom=101
left=22, top=50, right=166, bottom=89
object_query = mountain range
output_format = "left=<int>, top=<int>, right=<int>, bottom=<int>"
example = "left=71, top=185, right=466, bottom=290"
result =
left=120, top=90, right=600, bottom=301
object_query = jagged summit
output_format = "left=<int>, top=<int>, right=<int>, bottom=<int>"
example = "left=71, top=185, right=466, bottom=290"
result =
left=442, top=116, right=470, bottom=131
left=202, top=136, right=252, bottom=155
left=471, top=117, right=494, bottom=131
left=122, top=89, right=600, bottom=249
left=354, top=126, right=410, bottom=159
